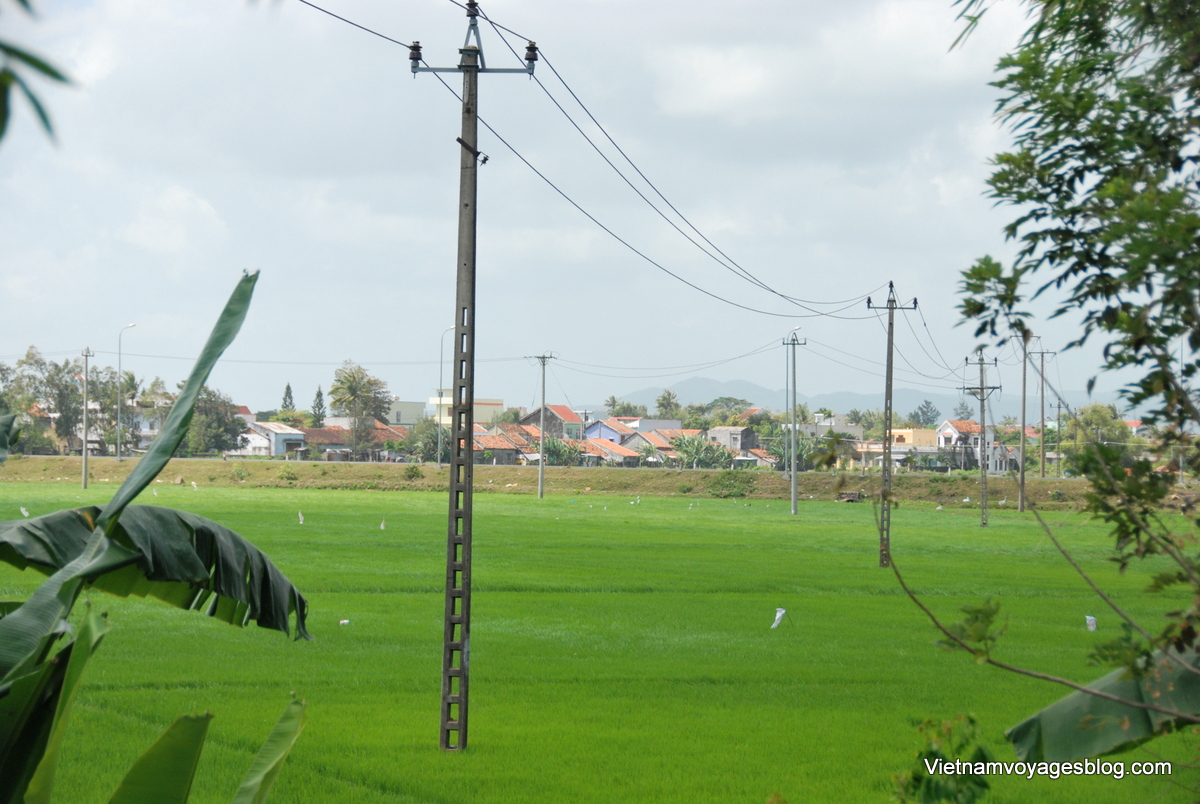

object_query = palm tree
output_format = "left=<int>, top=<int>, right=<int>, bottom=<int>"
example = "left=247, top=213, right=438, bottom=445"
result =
left=604, top=395, right=621, bottom=417
left=329, top=361, right=389, bottom=457
left=655, top=389, right=682, bottom=418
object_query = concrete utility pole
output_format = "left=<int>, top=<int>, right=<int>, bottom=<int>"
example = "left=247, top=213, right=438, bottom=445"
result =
left=961, top=353, right=1000, bottom=527
left=1019, top=339, right=1027, bottom=512
left=529, top=353, right=554, bottom=499
left=412, top=4, right=536, bottom=752
left=117, top=323, right=135, bottom=461
left=81, top=347, right=92, bottom=489
left=782, top=331, right=806, bottom=515
left=1029, top=348, right=1055, bottom=480
left=867, top=283, right=916, bottom=567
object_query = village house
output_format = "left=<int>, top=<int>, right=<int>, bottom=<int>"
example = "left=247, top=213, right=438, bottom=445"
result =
left=519, top=405, right=584, bottom=439
left=707, top=425, right=757, bottom=452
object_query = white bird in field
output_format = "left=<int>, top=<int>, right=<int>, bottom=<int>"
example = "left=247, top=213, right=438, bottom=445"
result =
left=380, top=519, right=386, bottom=530
left=298, top=511, right=304, bottom=525
left=999, top=498, right=1007, bottom=506
left=20, top=507, right=29, bottom=518
left=153, top=488, right=158, bottom=497
left=191, top=481, right=198, bottom=490
left=771, top=608, right=787, bottom=629
left=1086, top=615, right=1097, bottom=631
left=963, top=497, right=971, bottom=503
left=935, top=505, right=943, bottom=510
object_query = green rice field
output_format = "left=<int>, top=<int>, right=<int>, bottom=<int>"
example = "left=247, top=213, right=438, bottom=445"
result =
left=0, top=480, right=1194, bottom=803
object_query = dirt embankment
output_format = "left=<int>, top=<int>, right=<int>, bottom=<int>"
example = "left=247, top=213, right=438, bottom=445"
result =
left=0, top=455, right=1109, bottom=507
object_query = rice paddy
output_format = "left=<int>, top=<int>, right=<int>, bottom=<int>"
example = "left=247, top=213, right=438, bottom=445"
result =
left=0, top=480, right=1193, bottom=803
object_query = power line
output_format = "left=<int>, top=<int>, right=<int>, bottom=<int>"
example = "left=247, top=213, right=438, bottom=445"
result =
left=294, top=0, right=883, bottom=321
left=478, top=9, right=882, bottom=313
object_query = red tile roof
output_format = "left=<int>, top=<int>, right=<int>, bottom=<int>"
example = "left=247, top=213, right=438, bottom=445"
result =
left=943, top=419, right=981, bottom=434
left=236, top=405, right=252, bottom=415
left=474, top=435, right=520, bottom=451
left=521, top=424, right=542, bottom=439
left=301, top=426, right=350, bottom=445
left=590, top=439, right=639, bottom=458
left=601, top=418, right=636, bottom=435
left=547, top=405, right=582, bottom=423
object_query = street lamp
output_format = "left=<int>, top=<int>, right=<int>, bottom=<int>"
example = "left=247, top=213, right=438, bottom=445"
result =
left=437, top=326, right=454, bottom=468
left=117, top=323, right=136, bottom=461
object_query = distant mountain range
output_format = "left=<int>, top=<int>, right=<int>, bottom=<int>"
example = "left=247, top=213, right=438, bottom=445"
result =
left=585, top=376, right=1127, bottom=423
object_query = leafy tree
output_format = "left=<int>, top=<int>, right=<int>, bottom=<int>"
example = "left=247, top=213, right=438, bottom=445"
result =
left=793, top=403, right=812, bottom=424
left=636, top=440, right=659, bottom=467
left=176, top=386, right=246, bottom=456
left=708, top=396, right=751, bottom=416
left=609, top=400, right=648, bottom=418
left=952, top=401, right=974, bottom=420
left=603, top=395, right=621, bottom=416
left=496, top=407, right=523, bottom=424
left=310, top=386, right=326, bottom=428
left=908, top=399, right=941, bottom=428
left=281, top=383, right=294, bottom=411
left=892, top=0, right=1200, bottom=766
left=543, top=437, right=581, bottom=466
left=655, top=389, right=682, bottom=418
left=672, top=434, right=734, bottom=469
left=406, top=417, right=448, bottom=463
left=329, top=361, right=390, bottom=456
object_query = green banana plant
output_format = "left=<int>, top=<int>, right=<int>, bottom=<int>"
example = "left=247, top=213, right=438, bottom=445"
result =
left=0, top=272, right=310, bottom=803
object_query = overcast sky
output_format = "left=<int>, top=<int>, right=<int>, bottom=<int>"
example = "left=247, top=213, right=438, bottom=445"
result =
left=2, top=0, right=1121, bottom=415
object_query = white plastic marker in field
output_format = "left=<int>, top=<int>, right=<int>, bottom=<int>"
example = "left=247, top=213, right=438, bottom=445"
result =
left=298, top=511, right=304, bottom=525
left=152, top=488, right=158, bottom=497
left=19, top=507, right=28, bottom=518
left=339, top=619, right=350, bottom=625
left=191, top=481, right=198, bottom=490
left=380, top=519, right=386, bottom=530
left=1086, top=616, right=1097, bottom=631
left=771, top=608, right=787, bottom=629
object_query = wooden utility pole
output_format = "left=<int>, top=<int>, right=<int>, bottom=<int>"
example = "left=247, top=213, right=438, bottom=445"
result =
left=412, top=2, right=537, bottom=752
left=867, top=283, right=916, bottom=567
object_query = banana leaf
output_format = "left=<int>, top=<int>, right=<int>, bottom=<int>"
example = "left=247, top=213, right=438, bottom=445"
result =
left=1006, top=647, right=1200, bottom=761
left=0, top=505, right=309, bottom=639
left=107, top=712, right=213, bottom=804
left=230, top=696, right=306, bottom=804
left=99, top=272, right=257, bottom=533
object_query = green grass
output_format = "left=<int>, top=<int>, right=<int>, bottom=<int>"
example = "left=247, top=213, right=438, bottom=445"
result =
left=0, top=484, right=1194, bottom=803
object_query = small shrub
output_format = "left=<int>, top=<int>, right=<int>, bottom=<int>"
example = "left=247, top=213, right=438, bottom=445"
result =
left=1049, top=489, right=1067, bottom=502
left=708, top=470, right=755, bottom=498
left=278, top=465, right=298, bottom=482
left=404, top=465, right=424, bottom=481
left=678, top=484, right=694, bottom=494
left=230, top=464, right=248, bottom=481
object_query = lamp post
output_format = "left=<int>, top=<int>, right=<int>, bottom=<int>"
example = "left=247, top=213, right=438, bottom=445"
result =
left=437, top=326, right=455, bottom=468
left=117, top=323, right=136, bottom=461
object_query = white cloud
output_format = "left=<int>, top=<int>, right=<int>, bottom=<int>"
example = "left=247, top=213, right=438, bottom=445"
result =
left=118, top=185, right=226, bottom=255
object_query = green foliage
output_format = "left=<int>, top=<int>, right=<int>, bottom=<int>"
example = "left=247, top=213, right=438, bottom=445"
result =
left=607, top=399, right=647, bottom=418
left=952, top=402, right=973, bottom=420
left=706, top=469, right=754, bottom=498
left=892, top=714, right=992, bottom=804
left=937, top=600, right=1007, bottom=661
left=177, top=387, right=246, bottom=457
left=543, top=437, right=581, bottom=466
left=310, top=387, right=325, bottom=429
left=0, top=0, right=69, bottom=145
left=671, top=434, right=733, bottom=469
left=403, top=464, right=424, bottom=481
left=655, top=390, right=681, bottom=418
left=329, top=361, right=390, bottom=454
left=909, top=400, right=942, bottom=428
left=281, top=384, right=294, bottom=413
left=0, top=273, right=308, bottom=803
left=496, top=407, right=523, bottom=424
left=406, top=418, right=448, bottom=463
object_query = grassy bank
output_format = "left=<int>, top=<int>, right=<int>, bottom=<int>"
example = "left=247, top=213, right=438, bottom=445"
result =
left=0, top=455, right=1105, bottom=508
